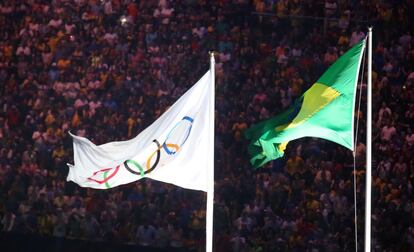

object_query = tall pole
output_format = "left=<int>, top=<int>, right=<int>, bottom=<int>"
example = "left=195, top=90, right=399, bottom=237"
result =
left=365, top=27, right=372, bottom=252
left=206, top=52, right=215, bottom=252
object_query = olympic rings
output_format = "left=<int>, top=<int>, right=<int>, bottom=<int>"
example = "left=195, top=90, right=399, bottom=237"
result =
left=89, top=116, right=194, bottom=187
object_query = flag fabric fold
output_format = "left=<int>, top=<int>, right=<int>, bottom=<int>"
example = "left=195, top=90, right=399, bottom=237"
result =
left=245, top=39, right=366, bottom=168
left=67, top=71, right=214, bottom=192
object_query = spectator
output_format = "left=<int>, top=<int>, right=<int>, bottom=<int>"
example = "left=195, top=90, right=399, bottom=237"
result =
left=0, top=1, right=413, bottom=251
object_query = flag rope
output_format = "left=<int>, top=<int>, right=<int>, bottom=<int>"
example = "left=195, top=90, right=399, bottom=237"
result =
left=365, top=26, right=373, bottom=252
left=352, top=43, right=367, bottom=252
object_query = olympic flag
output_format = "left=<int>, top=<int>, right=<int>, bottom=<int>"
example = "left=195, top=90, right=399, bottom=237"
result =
left=67, top=68, right=214, bottom=192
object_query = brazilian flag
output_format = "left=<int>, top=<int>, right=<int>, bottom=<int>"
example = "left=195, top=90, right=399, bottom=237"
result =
left=245, top=39, right=366, bottom=168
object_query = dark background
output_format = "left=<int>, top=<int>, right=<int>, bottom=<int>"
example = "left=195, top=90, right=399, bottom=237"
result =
left=0, top=0, right=413, bottom=251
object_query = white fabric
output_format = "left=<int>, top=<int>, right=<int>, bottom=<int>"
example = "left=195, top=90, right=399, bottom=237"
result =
left=67, top=71, right=213, bottom=192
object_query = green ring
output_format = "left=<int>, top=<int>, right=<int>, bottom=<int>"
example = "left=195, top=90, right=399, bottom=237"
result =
left=125, top=159, right=145, bottom=177
left=103, top=170, right=111, bottom=189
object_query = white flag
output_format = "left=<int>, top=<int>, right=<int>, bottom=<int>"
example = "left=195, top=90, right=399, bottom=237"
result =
left=67, top=70, right=214, bottom=192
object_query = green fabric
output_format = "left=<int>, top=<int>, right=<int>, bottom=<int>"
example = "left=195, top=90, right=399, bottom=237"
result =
left=245, top=40, right=366, bottom=168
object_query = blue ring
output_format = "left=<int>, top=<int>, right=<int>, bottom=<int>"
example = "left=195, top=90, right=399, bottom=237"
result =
left=162, top=116, right=194, bottom=155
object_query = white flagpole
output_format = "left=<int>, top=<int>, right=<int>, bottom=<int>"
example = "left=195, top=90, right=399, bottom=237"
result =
left=206, top=52, right=215, bottom=252
left=365, top=27, right=372, bottom=252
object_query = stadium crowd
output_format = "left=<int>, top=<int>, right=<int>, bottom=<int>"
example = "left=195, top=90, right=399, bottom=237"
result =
left=0, top=0, right=413, bottom=251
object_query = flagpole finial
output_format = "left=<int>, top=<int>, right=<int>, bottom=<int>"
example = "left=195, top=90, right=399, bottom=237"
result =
left=209, top=51, right=215, bottom=68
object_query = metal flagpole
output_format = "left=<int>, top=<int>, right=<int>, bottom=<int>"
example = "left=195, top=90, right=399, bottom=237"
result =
left=206, top=52, right=215, bottom=252
left=365, top=27, right=372, bottom=252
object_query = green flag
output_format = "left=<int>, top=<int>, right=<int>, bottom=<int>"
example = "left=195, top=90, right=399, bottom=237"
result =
left=245, top=39, right=366, bottom=168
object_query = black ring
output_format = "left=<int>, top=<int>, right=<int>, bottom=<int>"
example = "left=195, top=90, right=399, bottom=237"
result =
left=124, top=139, right=161, bottom=176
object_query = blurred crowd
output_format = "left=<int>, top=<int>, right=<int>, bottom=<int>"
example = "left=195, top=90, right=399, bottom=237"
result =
left=0, top=0, right=413, bottom=251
